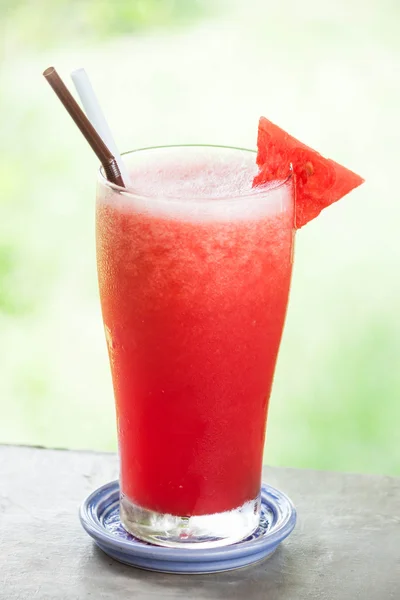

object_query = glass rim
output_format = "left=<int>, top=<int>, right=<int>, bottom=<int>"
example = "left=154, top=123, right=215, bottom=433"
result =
left=98, top=145, right=292, bottom=204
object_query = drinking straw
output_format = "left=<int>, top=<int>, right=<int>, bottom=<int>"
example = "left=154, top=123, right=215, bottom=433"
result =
left=43, top=67, right=125, bottom=188
left=71, top=68, right=130, bottom=186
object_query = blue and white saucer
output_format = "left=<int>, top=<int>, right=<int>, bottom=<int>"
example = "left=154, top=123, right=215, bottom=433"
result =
left=80, top=481, right=296, bottom=574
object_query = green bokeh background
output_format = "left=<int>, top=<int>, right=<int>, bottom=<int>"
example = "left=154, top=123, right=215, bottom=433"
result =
left=0, top=0, right=399, bottom=475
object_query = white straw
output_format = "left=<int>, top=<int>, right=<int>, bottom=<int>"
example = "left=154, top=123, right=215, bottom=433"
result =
left=71, top=68, right=131, bottom=186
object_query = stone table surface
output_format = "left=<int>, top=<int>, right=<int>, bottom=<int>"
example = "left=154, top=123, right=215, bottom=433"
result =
left=0, top=445, right=399, bottom=600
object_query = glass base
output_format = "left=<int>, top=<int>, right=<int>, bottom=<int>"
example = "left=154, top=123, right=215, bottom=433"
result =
left=120, top=493, right=261, bottom=549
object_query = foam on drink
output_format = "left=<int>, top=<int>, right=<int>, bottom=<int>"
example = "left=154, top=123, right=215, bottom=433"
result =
left=98, top=146, right=292, bottom=222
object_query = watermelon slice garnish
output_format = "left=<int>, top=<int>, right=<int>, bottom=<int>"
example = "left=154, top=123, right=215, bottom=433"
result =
left=253, top=117, right=364, bottom=228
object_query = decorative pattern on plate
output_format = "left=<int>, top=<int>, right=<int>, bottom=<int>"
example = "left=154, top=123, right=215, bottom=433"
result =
left=80, top=481, right=296, bottom=574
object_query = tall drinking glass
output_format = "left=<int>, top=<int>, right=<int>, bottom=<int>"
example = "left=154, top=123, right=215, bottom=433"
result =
left=96, top=145, right=295, bottom=548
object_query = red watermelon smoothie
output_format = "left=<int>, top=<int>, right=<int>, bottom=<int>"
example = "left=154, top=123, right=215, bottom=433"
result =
left=96, top=145, right=295, bottom=548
